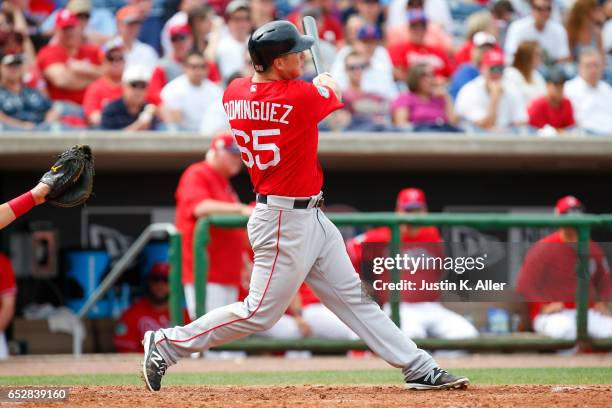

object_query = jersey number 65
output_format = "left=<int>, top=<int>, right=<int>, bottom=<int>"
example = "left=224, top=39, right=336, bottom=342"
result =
left=231, top=129, right=281, bottom=170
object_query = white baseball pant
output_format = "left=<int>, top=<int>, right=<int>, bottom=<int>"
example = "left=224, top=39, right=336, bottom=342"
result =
left=384, top=302, right=478, bottom=339
left=184, top=283, right=239, bottom=321
left=154, top=195, right=437, bottom=380
left=534, top=309, right=612, bottom=339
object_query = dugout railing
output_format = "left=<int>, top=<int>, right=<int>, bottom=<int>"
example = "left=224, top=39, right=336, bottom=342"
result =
left=168, top=213, right=612, bottom=352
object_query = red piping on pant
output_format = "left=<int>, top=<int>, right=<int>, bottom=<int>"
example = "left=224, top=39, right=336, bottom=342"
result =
left=156, top=210, right=283, bottom=344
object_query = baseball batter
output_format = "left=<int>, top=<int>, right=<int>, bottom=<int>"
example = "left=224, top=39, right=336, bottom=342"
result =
left=142, top=20, right=469, bottom=392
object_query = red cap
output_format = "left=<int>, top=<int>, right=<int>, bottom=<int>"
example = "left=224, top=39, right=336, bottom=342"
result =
left=555, top=196, right=584, bottom=215
left=56, top=9, right=79, bottom=29
left=396, top=188, right=427, bottom=211
left=481, top=50, right=505, bottom=68
left=169, top=24, right=191, bottom=39
left=210, top=132, right=240, bottom=153
left=117, top=5, right=142, bottom=24
left=150, top=262, right=170, bottom=278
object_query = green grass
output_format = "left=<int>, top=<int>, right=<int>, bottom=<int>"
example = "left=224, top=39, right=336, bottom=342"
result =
left=0, top=368, right=610, bottom=386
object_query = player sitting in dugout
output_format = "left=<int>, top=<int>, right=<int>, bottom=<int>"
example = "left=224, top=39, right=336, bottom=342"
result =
left=517, top=196, right=612, bottom=339
left=257, top=283, right=358, bottom=340
left=346, top=188, right=478, bottom=340
left=113, top=262, right=190, bottom=353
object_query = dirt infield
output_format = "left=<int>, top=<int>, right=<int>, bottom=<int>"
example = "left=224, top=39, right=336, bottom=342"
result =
left=13, top=385, right=612, bottom=408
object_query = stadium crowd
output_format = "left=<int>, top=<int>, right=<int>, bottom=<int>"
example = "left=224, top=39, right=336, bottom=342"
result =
left=1, top=0, right=612, bottom=135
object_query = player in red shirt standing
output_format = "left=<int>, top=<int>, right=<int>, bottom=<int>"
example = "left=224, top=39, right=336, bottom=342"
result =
left=347, top=188, right=478, bottom=340
left=175, top=132, right=252, bottom=319
left=516, top=196, right=612, bottom=339
left=0, top=253, right=17, bottom=359
left=143, top=20, right=468, bottom=392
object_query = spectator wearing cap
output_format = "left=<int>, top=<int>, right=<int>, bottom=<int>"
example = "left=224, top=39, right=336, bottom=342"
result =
left=516, top=196, right=612, bottom=340
left=175, top=132, right=253, bottom=318
left=386, top=0, right=455, bottom=55
left=388, top=9, right=454, bottom=81
left=116, top=5, right=158, bottom=74
left=0, top=53, right=62, bottom=130
left=527, top=66, right=575, bottom=132
left=213, top=0, right=252, bottom=81
left=449, top=31, right=497, bottom=100
left=346, top=187, right=478, bottom=342
left=250, top=0, right=277, bottom=29
left=387, top=0, right=453, bottom=36
left=160, top=51, right=223, bottom=131
left=113, top=262, right=190, bottom=353
left=41, top=0, right=116, bottom=45
left=330, top=24, right=397, bottom=101
left=504, top=0, right=571, bottom=65
left=391, top=63, right=459, bottom=132
left=36, top=9, right=102, bottom=106
left=161, top=0, right=207, bottom=57
left=503, top=41, right=546, bottom=106
left=454, top=11, right=501, bottom=67
left=101, top=65, right=158, bottom=130
left=455, top=50, right=527, bottom=132
left=83, top=38, right=126, bottom=127
left=564, top=48, right=612, bottom=135
left=147, top=24, right=194, bottom=105
left=335, top=50, right=391, bottom=131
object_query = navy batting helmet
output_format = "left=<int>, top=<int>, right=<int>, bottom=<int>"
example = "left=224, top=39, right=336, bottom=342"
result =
left=248, top=20, right=314, bottom=72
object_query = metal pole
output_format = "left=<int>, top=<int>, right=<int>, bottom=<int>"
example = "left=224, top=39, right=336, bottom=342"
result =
left=576, top=226, right=590, bottom=343
left=169, top=233, right=184, bottom=326
left=194, top=219, right=211, bottom=318
left=390, top=223, right=401, bottom=327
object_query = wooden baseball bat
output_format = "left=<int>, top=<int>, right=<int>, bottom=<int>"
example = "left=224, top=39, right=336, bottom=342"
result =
left=302, top=16, right=323, bottom=75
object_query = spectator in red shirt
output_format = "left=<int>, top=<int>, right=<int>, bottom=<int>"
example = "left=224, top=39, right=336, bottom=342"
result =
left=147, top=24, right=193, bottom=106
left=288, top=0, right=343, bottom=44
left=83, top=38, right=125, bottom=127
left=36, top=9, right=102, bottom=105
left=113, top=262, right=190, bottom=353
left=527, top=66, right=576, bottom=132
left=0, top=253, right=17, bottom=359
left=175, top=132, right=253, bottom=319
left=388, top=9, right=454, bottom=81
left=516, top=196, right=612, bottom=339
left=346, top=188, right=478, bottom=340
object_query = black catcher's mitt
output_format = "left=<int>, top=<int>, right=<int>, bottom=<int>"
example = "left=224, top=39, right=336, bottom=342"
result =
left=40, top=145, right=95, bottom=207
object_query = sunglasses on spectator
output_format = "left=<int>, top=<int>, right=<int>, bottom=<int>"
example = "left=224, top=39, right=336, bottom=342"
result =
left=171, top=34, right=189, bottom=42
left=150, top=276, right=168, bottom=283
left=77, top=13, right=91, bottom=20
left=489, top=65, right=505, bottom=74
left=107, top=54, right=124, bottom=63
left=347, top=63, right=367, bottom=71
left=230, top=16, right=251, bottom=22
left=187, top=63, right=207, bottom=69
left=129, top=81, right=148, bottom=89
left=533, top=5, right=551, bottom=12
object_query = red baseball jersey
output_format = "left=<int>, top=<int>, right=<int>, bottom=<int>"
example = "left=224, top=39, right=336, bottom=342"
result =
left=347, top=226, right=445, bottom=302
left=0, top=254, right=17, bottom=306
left=175, top=161, right=248, bottom=285
left=388, top=41, right=454, bottom=78
left=113, top=297, right=190, bottom=352
left=222, top=77, right=343, bottom=197
left=516, top=231, right=612, bottom=321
